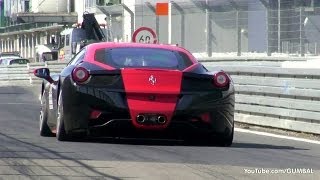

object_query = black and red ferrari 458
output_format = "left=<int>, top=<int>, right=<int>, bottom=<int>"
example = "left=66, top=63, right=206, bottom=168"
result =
left=34, top=42, right=235, bottom=146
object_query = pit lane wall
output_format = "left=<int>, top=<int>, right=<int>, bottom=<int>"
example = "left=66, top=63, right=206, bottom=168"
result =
left=1, top=58, right=319, bottom=135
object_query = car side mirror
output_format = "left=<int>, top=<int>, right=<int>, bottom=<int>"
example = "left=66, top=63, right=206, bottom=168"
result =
left=33, top=68, right=54, bottom=83
left=71, top=42, right=77, bottom=54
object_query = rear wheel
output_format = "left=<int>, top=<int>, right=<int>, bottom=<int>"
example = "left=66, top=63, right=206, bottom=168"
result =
left=56, top=91, right=70, bottom=141
left=215, top=127, right=234, bottom=147
left=39, top=92, right=53, bottom=137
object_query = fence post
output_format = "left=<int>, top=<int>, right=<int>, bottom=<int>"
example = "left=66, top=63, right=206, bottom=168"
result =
left=266, top=9, right=271, bottom=56
left=145, top=2, right=159, bottom=42
left=206, top=1, right=212, bottom=57
left=300, top=7, right=305, bottom=57
left=236, top=10, right=241, bottom=56
left=277, top=0, right=281, bottom=53
left=171, top=2, right=185, bottom=47
left=167, top=1, right=173, bottom=44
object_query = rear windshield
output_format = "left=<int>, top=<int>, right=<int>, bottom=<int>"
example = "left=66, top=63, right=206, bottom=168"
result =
left=94, top=47, right=193, bottom=70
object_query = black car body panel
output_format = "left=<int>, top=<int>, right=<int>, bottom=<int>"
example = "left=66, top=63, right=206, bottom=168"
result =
left=39, top=43, right=235, bottom=142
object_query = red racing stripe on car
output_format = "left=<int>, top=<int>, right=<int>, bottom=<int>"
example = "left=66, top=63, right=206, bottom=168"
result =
left=121, top=68, right=182, bottom=130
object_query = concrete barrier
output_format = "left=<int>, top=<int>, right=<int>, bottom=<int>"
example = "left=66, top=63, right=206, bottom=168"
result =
left=0, top=64, right=30, bottom=86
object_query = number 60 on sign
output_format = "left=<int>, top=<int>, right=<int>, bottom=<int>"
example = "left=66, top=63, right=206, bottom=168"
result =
left=132, top=27, right=158, bottom=44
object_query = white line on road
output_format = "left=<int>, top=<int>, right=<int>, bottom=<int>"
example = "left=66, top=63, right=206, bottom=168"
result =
left=0, top=103, right=36, bottom=105
left=235, top=128, right=320, bottom=145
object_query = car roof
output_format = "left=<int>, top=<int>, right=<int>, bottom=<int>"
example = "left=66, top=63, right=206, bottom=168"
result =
left=85, top=42, right=197, bottom=63
left=87, top=42, right=188, bottom=52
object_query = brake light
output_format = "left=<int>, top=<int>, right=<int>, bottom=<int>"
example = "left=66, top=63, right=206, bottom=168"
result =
left=213, top=72, right=229, bottom=88
left=90, top=110, right=102, bottom=119
left=72, top=67, right=90, bottom=83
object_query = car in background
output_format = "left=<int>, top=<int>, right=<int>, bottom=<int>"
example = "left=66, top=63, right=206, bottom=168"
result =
left=33, top=42, right=235, bottom=146
left=1, top=58, right=30, bottom=65
left=0, top=56, right=17, bottom=65
left=0, top=51, right=22, bottom=65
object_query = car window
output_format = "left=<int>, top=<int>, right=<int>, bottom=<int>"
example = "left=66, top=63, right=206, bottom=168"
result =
left=68, top=48, right=86, bottom=66
left=94, top=47, right=193, bottom=70
left=66, top=34, right=70, bottom=46
left=9, top=59, right=30, bottom=65
left=60, top=35, right=65, bottom=47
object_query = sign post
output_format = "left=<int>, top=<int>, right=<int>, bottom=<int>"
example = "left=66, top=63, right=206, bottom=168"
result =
left=132, top=27, right=158, bottom=44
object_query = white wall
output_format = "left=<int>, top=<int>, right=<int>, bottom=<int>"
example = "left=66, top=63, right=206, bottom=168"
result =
left=122, top=0, right=136, bottom=42
left=75, top=0, right=109, bottom=24
left=31, top=0, right=67, bottom=13
left=75, top=0, right=85, bottom=23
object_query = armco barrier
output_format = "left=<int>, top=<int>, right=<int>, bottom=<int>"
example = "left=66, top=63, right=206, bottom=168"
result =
left=198, top=56, right=308, bottom=67
left=0, top=64, right=30, bottom=86
left=205, top=64, right=320, bottom=135
left=28, top=61, right=68, bottom=84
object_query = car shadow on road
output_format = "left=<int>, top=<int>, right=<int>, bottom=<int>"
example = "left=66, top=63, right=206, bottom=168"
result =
left=81, top=137, right=308, bottom=150
left=230, top=142, right=308, bottom=150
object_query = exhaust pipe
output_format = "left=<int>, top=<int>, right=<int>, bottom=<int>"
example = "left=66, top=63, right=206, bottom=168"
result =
left=136, top=115, right=146, bottom=123
left=157, top=116, right=166, bottom=124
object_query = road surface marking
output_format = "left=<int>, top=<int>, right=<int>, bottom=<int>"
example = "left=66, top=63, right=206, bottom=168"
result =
left=0, top=103, right=36, bottom=105
left=235, top=128, right=320, bottom=145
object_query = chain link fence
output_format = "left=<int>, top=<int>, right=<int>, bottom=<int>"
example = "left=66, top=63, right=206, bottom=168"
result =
left=101, top=0, right=320, bottom=57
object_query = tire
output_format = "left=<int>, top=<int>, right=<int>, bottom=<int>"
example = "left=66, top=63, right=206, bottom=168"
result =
left=39, top=92, right=53, bottom=137
left=56, top=91, right=70, bottom=141
left=215, top=126, right=234, bottom=147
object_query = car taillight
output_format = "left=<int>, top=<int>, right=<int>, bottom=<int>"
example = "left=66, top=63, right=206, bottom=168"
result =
left=213, top=72, right=229, bottom=88
left=72, top=67, right=90, bottom=83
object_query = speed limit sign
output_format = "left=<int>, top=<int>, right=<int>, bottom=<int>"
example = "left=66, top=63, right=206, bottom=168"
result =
left=132, top=27, right=157, bottom=44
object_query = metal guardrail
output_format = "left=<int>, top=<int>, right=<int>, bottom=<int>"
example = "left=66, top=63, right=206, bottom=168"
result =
left=27, top=61, right=67, bottom=84
left=205, top=64, right=320, bottom=134
left=197, top=56, right=310, bottom=67
left=0, top=60, right=319, bottom=134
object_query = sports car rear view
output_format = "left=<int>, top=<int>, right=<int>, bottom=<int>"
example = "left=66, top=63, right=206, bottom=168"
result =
left=34, top=42, right=235, bottom=146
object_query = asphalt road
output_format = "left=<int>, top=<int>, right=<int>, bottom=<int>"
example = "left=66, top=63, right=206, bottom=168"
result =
left=0, top=85, right=319, bottom=180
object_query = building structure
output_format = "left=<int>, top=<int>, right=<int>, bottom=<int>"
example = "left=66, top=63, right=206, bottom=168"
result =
left=0, top=0, right=319, bottom=59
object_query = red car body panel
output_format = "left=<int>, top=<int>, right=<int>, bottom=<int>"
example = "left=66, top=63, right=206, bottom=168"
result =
left=84, top=42, right=197, bottom=65
left=121, top=68, right=182, bottom=94
left=81, top=42, right=196, bottom=129
left=121, top=68, right=183, bottom=129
